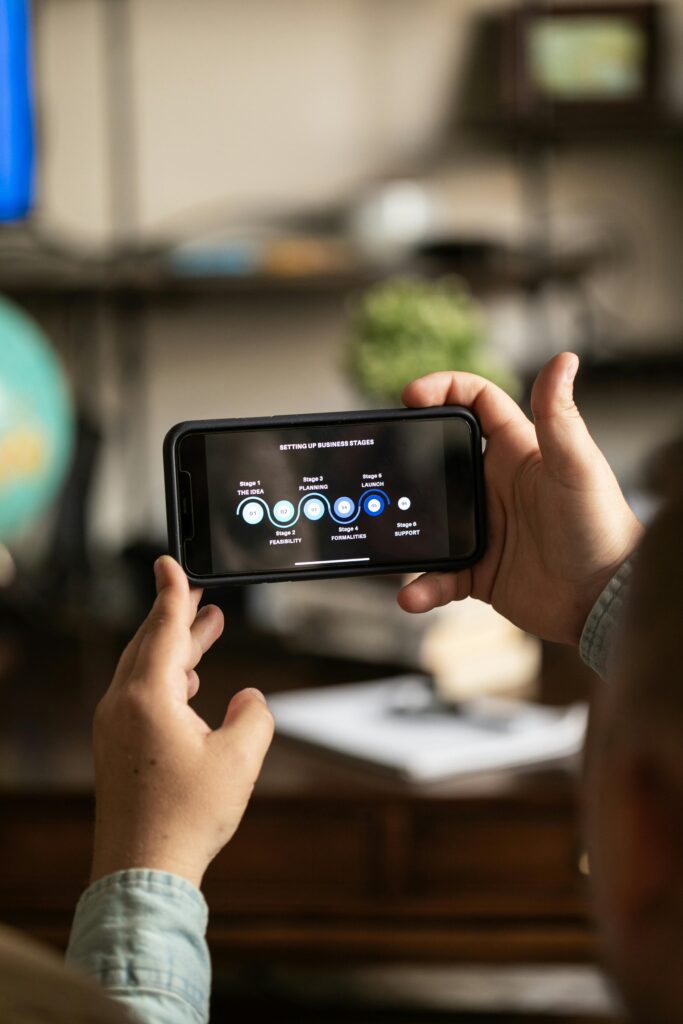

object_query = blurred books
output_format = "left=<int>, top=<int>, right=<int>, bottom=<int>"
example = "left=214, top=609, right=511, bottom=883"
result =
left=268, top=675, right=587, bottom=782
left=251, top=580, right=541, bottom=701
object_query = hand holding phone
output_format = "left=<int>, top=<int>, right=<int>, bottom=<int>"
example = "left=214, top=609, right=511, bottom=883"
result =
left=164, top=407, right=486, bottom=586
left=91, top=556, right=274, bottom=887
left=398, top=354, right=643, bottom=645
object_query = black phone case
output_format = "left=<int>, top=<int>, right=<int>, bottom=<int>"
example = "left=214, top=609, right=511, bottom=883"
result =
left=163, top=407, right=486, bottom=587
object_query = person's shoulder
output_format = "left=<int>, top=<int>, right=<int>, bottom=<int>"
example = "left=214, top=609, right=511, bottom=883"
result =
left=0, top=924, right=129, bottom=1024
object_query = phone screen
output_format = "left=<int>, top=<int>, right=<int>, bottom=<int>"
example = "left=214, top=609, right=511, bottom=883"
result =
left=174, top=411, right=482, bottom=581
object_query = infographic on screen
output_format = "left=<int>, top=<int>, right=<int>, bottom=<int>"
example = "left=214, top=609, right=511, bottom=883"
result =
left=196, top=416, right=476, bottom=576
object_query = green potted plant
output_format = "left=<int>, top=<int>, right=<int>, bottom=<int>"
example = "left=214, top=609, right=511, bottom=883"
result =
left=346, top=277, right=518, bottom=403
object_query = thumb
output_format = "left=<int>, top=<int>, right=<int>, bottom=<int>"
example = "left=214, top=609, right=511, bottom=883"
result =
left=530, top=352, right=598, bottom=484
left=213, top=688, right=275, bottom=775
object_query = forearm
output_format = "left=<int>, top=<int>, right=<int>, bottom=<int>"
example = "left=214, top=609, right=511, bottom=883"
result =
left=66, top=869, right=210, bottom=1024
left=579, top=559, right=633, bottom=679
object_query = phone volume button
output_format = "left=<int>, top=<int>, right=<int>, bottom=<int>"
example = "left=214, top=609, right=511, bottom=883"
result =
left=179, top=470, right=195, bottom=540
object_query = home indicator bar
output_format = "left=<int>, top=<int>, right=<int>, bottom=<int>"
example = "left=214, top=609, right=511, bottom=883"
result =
left=294, top=557, right=371, bottom=567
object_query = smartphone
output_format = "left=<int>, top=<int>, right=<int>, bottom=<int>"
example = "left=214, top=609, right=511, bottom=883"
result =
left=164, top=407, right=485, bottom=586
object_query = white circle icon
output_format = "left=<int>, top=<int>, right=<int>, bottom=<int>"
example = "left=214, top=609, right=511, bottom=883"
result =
left=241, top=501, right=264, bottom=525
left=303, top=498, right=325, bottom=521
left=398, top=496, right=411, bottom=511
left=273, top=500, right=295, bottom=522
left=334, top=497, right=354, bottom=518
left=366, top=498, right=382, bottom=514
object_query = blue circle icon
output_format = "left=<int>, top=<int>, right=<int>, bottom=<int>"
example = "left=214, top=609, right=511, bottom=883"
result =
left=334, top=496, right=355, bottom=519
left=364, top=494, right=385, bottom=517
left=273, top=499, right=295, bottom=523
left=241, top=501, right=264, bottom=525
left=303, top=497, right=325, bottom=521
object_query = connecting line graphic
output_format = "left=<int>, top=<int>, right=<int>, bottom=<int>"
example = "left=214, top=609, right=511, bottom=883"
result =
left=236, top=490, right=390, bottom=528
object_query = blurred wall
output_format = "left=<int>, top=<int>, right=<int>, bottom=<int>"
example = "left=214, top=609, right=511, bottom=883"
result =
left=36, top=0, right=501, bottom=243
left=29, top=0, right=683, bottom=546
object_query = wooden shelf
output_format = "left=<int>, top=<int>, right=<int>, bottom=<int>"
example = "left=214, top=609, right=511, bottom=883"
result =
left=0, top=244, right=604, bottom=300
left=0, top=258, right=384, bottom=298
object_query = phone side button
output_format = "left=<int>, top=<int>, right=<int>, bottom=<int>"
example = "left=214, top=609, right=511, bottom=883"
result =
left=179, top=470, right=195, bottom=540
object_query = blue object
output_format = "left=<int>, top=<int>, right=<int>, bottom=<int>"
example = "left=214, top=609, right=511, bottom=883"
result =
left=363, top=493, right=385, bottom=517
left=0, top=0, right=35, bottom=221
left=67, top=870, right=211, bottom=1024
left=333, top=496, right=355, bottom=519
left=170, top=240, right=264, bottom=277
left=0, top=298, right=73, bottom=540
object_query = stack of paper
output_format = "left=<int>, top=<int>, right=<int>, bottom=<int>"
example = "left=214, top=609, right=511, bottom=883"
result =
left=268, top=676, right=587, bottom=782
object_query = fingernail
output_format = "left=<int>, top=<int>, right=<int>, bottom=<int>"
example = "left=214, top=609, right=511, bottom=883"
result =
left=153, top=557, right=163, bottom=584
left=243, top=687, right=267, bottom=704
left=566, top=355, right=579, bottom=384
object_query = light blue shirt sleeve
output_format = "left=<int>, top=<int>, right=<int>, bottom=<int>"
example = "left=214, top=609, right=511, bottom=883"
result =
left=579, top=559, right=633, bottom=679
left=65, top=869, right=210, bottom=1024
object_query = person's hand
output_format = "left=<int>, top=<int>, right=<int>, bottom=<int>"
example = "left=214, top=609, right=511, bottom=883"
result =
left=398, top=352, right=643, bottom=645
left=91, top=556, right=274, bottom=888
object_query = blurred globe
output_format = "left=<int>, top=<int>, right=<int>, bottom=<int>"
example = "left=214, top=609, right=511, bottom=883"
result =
left=0, top=298, right=73, bottom=541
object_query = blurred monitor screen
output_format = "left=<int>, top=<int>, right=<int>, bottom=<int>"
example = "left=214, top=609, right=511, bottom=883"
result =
left=529, top=15, right=647, bottom=101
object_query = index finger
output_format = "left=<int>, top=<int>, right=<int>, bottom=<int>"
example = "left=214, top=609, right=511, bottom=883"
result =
left=402, top=371, right=533, bottom=443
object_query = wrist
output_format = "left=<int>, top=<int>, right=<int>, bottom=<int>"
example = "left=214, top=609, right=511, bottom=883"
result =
left=91, top=837, right=207, bottom=889
left=573, top=518, right=643, bottom=645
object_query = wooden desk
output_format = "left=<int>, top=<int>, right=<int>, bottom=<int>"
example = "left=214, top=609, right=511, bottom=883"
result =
left=0, top=616, right=597, bottom=966
left=0, top=745, right=593, bottom=965
left=211, top=744, right=593, bottom=964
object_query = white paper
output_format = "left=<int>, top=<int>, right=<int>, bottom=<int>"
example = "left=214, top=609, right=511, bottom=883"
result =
left=268, top=675, right=587, bottom=781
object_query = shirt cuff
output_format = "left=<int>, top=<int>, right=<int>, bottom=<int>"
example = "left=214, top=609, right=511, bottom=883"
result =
left=66, top=869, right=210, bottom=1024
left=579, top=560, right=633, bottom=679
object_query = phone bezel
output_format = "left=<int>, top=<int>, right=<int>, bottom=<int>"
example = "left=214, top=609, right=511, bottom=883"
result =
left=164, top=407, right=486, bottom=586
